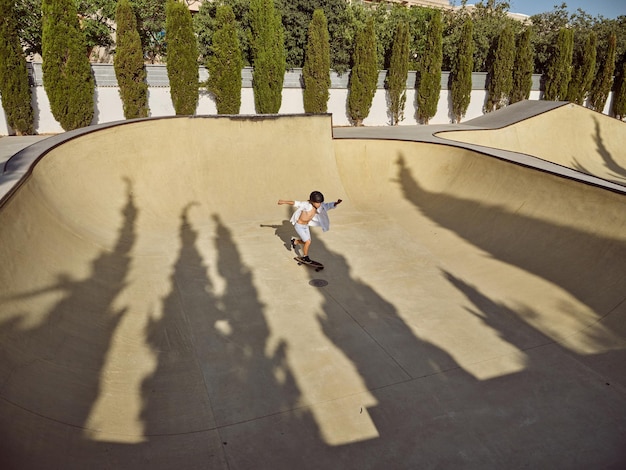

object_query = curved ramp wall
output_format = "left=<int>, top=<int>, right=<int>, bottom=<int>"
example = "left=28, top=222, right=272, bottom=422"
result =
left=334, top=138, right=626, bottom=321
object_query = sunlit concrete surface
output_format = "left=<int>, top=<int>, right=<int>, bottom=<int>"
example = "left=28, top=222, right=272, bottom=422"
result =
left=0, top=105, right=625, bottom=469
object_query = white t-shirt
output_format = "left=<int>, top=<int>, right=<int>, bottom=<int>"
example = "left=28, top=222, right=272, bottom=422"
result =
left=290, top=200, right=337, bottom=232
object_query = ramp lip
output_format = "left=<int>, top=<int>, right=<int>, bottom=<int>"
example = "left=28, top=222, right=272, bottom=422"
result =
left=0, top=114, right=334, bottom=209
left=333, top=102, right=626, bottom=196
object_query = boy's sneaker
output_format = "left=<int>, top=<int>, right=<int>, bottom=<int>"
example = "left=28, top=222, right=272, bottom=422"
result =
left=302, top=256, right=311, bottom=262
left=290, top=238, right=297, bottom=250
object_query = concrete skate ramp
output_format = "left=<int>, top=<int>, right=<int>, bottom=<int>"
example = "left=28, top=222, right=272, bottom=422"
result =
left=1, top=114, right=625, bottom=469
left=440, top=102, right=626, bottom=187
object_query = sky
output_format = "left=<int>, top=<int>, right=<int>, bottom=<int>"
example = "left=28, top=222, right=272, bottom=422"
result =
left=506, top=0, right=626, bottom=19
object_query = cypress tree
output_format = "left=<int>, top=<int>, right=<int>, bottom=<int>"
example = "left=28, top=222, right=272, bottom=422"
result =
left=250, top=0, right=285, bottom=114
left=485, top=24, right=514, bottom=112
left=0, top=0, right=34, bottom=134
left=302, top=9, right=331, bottom=114
left=544, top=27, right=574, bottom=101
left=510, top=27, right=533, bottom=104
left=566, top=32, right=597, bottom=105
left=450, top=18, right=473, bottom=123
left=165, top=0, right=199, bottom=115
left=612, top=58, right=626, bottom=120
left=207, top=5, right=243, bottom=114
left=416, top=9, right=442, bottom=124
left=41, top=0, right=95, bottom=131
left=114, top=0, right=149, bottom=119
left=386, top=20, right=409, bottom=125
left=588, top=33, right=616, bottom=112
left=347, top=16, right=378, bottom=126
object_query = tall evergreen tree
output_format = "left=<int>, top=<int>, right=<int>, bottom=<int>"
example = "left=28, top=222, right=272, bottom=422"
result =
left=165, top=0, right=199, bottom=115
left=485, top=23, right=514, bottom=112
left=114, top=0, right=149, bottom=119
left=416, top=9, right=442, bottom=124
left=450, top=18, right=473, bottom=123
left=0, top=0, right=34, bottom=134
left=612, top=57, right=626, bottom=120
left=566, top=32, right=597, bottom=104
left=250, top=0, right=285, bottom=114
left=347, top=16, right=378, bottom=126
left=41, top=0, right=94, bottom=131
left=589, top=33, right=616, bottom=112
left=544, top=27, right=574, bottom=101
left=207, top=5, right=242, bottom=114
left=510, top=27, right=533, bottom=104
left=386, top=20, right=409, bottom=125
left=302, top=9, right=331, bottom=114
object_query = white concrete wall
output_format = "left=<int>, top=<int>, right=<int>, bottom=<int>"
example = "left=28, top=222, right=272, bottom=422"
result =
left=0, top=64, right=617, bottom=135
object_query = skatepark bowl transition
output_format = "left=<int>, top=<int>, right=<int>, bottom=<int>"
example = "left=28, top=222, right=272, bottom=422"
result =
left=0, top=101, right=625, bottom=469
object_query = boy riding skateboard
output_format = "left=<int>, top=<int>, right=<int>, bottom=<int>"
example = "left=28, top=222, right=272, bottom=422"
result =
left=277, top=191, right=342, bottom=263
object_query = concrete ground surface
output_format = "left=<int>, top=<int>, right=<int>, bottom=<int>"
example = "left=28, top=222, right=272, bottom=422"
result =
left=0, top=103, right=625, bottom=469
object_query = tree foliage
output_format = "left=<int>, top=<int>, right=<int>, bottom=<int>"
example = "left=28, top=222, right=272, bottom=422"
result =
left=165, top=0, right=198, bottom=115
left=14, top=0, right=43, bottom=58
left=386, top=20, right=409, bottom=125
left=566, top=31, right=596, bottom=104
left=588, top=33, right=616, bottom=112
left=468, top=0, right=517, bottom=73
left=195, top=0, right=252, bottom=67
left=41, top=0, right=94, bottom=131
left=510, top=27, right=533, bottom=104
left=250, top=0, right=285, bottom=114
left=76, top=0, right=117, bottom=58
left=0, top=0, right=34, bottom=134
left=612, top=57, right=626, bottom=120
left=14, top=0, right=166, bottom=62
left=544, top=27, right=573, bottom=101
left=130, top=0, right=167, bottom=63
left=207, top=5, right=242, bottom=114
left=450, top=18, right=474, bottom=122
left=416, top=8, right=442, bottom=124
left=277, top=0, right=358, bottom=74
left=485, top=23, right=514, bottom=111
left=347, top=16, right=378, bottom=126
left=302, top=9, right=331, bottom=114
left=114, top=0, right=149, bottom=119
left=529, top=3, right=570, bottom=74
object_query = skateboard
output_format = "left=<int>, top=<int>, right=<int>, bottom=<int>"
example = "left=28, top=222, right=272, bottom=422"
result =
left=294, top=257, right=324, bottom=272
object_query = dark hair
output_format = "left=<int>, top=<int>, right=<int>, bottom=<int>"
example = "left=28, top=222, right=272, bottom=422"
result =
left=309, top=191, right=324, bottom=203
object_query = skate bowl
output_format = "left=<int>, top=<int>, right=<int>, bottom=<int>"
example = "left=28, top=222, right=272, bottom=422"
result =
left=0, top=107, right=625, bottom=468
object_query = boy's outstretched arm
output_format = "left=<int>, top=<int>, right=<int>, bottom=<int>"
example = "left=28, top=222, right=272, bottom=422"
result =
left=277, top=200, right=294, bottom=205
left=334, top=199, right=343, bottom=207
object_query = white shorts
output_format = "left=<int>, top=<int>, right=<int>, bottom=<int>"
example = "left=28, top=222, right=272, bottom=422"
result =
left=294, top=223, right=311, bottom=242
